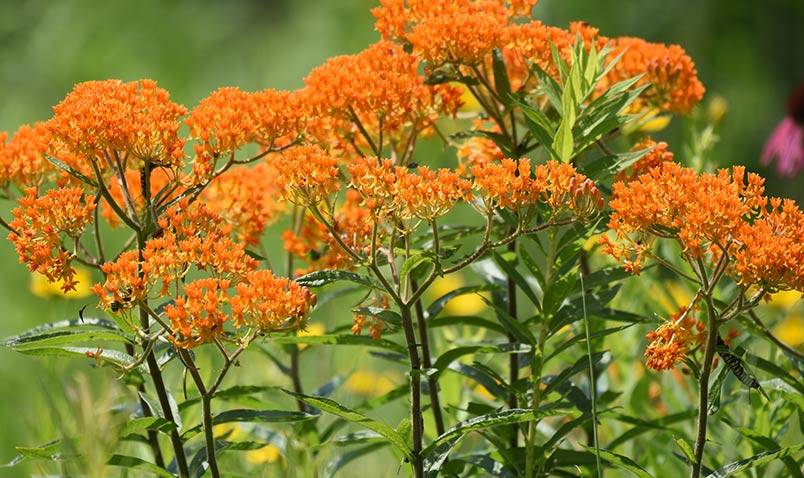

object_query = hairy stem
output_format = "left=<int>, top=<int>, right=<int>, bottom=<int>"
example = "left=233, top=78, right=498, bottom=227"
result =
left=506, top=237, right=520, bottom=449
left=411, top=278, right=445, bottom=437
left=400, top=305, right=424, bottom=478
left=690, top=294, right=720, bottom=478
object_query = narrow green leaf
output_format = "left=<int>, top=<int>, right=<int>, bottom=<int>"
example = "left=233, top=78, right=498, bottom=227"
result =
left=295, top=270, right=381, bottom=290
left=706, top=443, right=804, bottom=478
left=492, top=48, right=512, bottom=106
left=400, top=253, right=429, bottom=284
left=423, top=409, right=555, bottom=458
left=425, top=284, right=500, bottom=320
left=138, top=391, right=182, bottom=432
left=43, top=153, right=98, bottom=187
left=674, top=437, right=696, bottom=465
left=271, top=333, right=406, bottom=355
left=16, top=346, right=135, bottom=367
left=428, top=315, right=506, bottom=334
left=352, top=307, right=403, bottom=327
left=324, top=442, right=389, bottom=478
left=107, top=454, right=174, bottom=478
left=121, top=417, right=177, bottom=436
left=552, top=115, right=575, bottom=163
left=213, top=409, right=316, bottom=425
left=432, top=344, right=532, bottom=381
left=6, top=329, right=132, bottom=348
left=492, top=250, right=541, bottom=310
left=283, top=390, right=412, bottom=459
left=587, top=447, right=656, bottom=478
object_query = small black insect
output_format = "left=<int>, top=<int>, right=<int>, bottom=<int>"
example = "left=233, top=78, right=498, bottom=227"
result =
left=716, top=335, right=769, bottom=400
left=406, top=162, right=419, bottom=169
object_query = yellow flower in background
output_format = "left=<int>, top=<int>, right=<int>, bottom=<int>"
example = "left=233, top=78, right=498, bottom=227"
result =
left=650, top=280, right=694, bottom=315
left=246, top=445, right=282, bottom=464
left=427, top=274, right=489, bottom=316
left=707, top=94, right=728, bottom=126
left=29, top=265, right=93, bottom=299
left=297, top=322, right=326, bottom=350
left=772, top=313, right=804, bottom=347
left=767, top=290, right=802, bottom=309
left=213, top=423, right=242, bottom=440
left=636, top=109, right=672, bottom=133
left=344, top=370, right=397, bottom=397
left=453, top=82, right=482, bottom=117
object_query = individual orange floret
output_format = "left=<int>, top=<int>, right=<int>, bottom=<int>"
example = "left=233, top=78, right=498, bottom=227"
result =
left=165, top=278, right=231, bottom=349
left=48, top=79, right=187, bottom=167
left=394, top=165, right=472, bottom=221
left=230, top=270, right=315, bottom=331
left=733, top=197, right=804, bottom=291
left=604, top=37, right=705, bottom=115
left=93, top=250, right=144, bottom=312
left=9, top=187, right=96, bottom=292
left=615, top=138, right=675, bottom=183
left=644, top=307, right=705, bottom=371
left=607, top=162, right=767, bottom=271
left=275, top=145, right=340, bottom=206
left=202, top=162, right=285, bottom=246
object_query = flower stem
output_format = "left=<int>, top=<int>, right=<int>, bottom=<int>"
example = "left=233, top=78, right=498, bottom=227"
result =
left=400, top=305, right=424, bottom=478
left=690, top=295, right=720, bottom=478
left=411, top=278, right=445, bottom=437
left=506, top=237, right=520, bottom=449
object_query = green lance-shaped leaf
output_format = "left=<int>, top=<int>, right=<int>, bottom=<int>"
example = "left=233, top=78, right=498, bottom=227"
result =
left=15, top=346, right=136, bottom=368
left=283, top=389, right=413, bottom=460
left=491, top=48, right=512, bottom=108
left=43, top=153, right=98, bottom=187
left=705, top=443, right=804, bottom=478
left=107, top=455, right=175, bottom=478
left=585, top=447, right=656, bottom=478
left=271, top=333, right=407, bottom=355
left=121, top=417, right=177, bottom=436
left=3, top=318, right=132, bottom=349
left=295, top=269, right=383, bottom=290
left=422, top=409, right=558, bottom=458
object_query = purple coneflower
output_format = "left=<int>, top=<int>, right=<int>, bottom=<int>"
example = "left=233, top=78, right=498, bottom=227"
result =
left=761, top=84, right=804, bottom=177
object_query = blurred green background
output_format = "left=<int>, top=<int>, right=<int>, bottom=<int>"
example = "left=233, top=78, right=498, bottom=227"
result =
left=1, top=0, right=803, bottom=472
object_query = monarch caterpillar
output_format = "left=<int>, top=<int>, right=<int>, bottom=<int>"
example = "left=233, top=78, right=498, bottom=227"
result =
left=715, top=335, right=769, bottom=400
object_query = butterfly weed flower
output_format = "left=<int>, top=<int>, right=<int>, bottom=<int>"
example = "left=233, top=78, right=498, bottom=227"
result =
left=48, top=79, right=187, bottom=168
left=761, top=83, right=804, bottom=177
left=185, top=87, right=303, bottom=185
left=644, top=306, right=706, bottom=371
left=275, top=145, right=341, bottom=207
left=602, top=162, right=766, bottom=273
left=9, top=187, right=96, bottom=292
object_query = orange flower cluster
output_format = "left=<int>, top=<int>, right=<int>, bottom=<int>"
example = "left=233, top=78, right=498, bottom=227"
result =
left=9, top=187, right=96, bottom=292
left=732, top=198, right=804, bottom=291
left=47, top=79, right=187, bottom=167
left=471, top=158, right=603, bottom=218
left=275, top=145, right=341, bottom=206
left=163, top=270, right=314, bottom=348
left=614, top=138, right=675, bottom=183
left=0, top=123, right=54, bottom=189
left=94, top=200, right=258, bottom=311
left=185, top=87, right=303, bottom=184
left=644, top=307, right=705, bottom=371
left=603, top=163, right=767, bottom=274
left=202, top=162, right=285, bottom=246
left=407, top=12, right=507, bottom=66
left=348, top=157, right=471, bottom=222
left=302, top=41, right=460, bottom=149
left=283, top=190, right=374, bottom=275
left=456, top=122, right=506, bottom=175
left=604, top=37, right=705, bottom=115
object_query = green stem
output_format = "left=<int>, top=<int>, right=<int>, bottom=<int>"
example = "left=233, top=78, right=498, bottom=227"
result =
left=506, top=237, right=520, bottom=449
left=178, top=350, right=220, bottom=478
left=411, top=278, right=445, bottom=437
left=525, top=320, right=547, bottom=478
left=400, top=305, right=424, bottom=478
left=690, top=294, right=720, bottom=478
